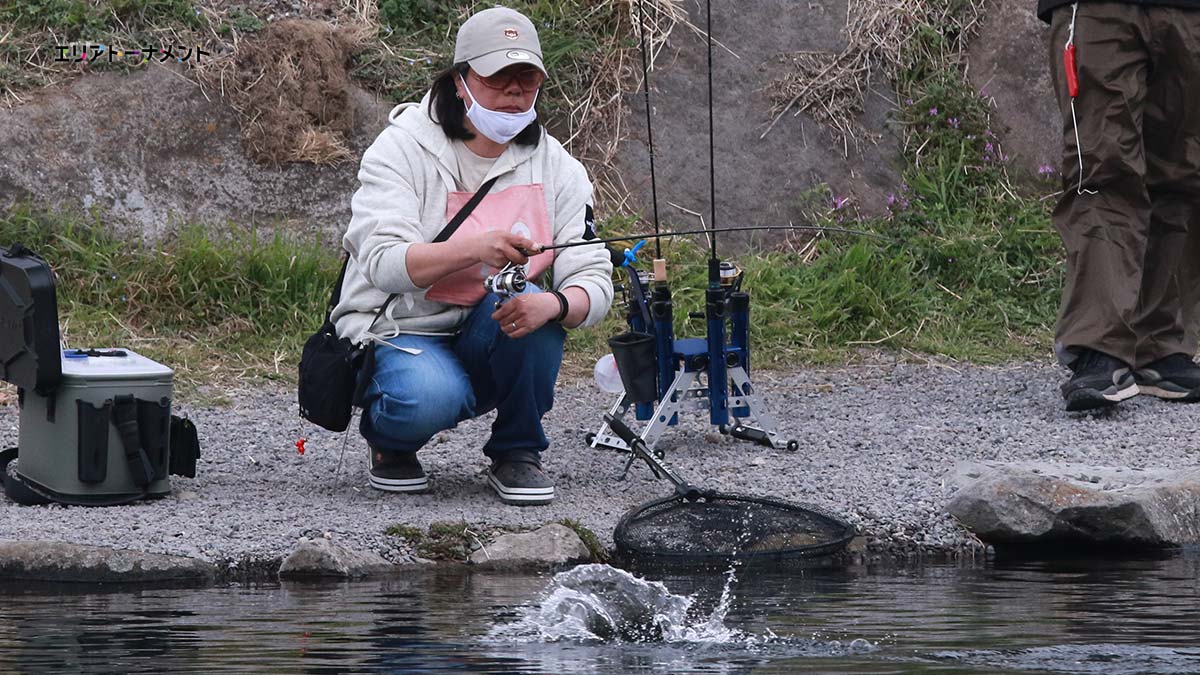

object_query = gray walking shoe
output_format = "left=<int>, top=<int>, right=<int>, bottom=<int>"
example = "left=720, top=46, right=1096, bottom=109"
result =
left=487, top=450, right=555, bottom=506
left=369, top=446, right=429, bottom=493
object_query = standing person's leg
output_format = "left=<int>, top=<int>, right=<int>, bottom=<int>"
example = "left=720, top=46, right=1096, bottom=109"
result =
left=359, top=334, right=475, bottom=492
left=1185, top=223, right=1200, bottom=354
left=1048, top=2, right=1151, bottom=410
left=453, top=287, right=566, bottom=505
left=1130, top=7, right=1200, bottom=400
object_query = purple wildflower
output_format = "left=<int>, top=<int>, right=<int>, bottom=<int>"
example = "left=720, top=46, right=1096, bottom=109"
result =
left=948, top=117, right=960, bottom=129
left=1037, top=164, right=1056, bottom=176
left=832, top=195, right=849, bottom=210
left=929, top=107, right=938, bottom=116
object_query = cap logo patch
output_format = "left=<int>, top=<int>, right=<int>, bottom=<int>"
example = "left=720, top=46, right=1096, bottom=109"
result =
left=503, top=27, right=519, bottom=39
left=506, top=50, right=530, bottom=60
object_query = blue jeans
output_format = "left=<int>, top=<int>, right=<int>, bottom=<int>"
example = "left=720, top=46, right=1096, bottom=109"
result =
left=358, top=290, right=566, bottom=460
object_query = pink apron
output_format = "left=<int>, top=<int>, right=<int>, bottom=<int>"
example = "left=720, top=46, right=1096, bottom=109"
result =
left=425, top=184, right=556, bottom=306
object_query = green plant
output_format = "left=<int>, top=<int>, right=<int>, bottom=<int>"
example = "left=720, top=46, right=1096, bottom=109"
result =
left=109, top=0, right=199, bottom=29
left=228, top=8, right=262, bottom=33
left=377, top=0, right=444, bottom=33
left=0, top=0, right=107, bottom=34
left=384, top=524, right=424, bottom=541
left=384, top=521, right=483, bottom=561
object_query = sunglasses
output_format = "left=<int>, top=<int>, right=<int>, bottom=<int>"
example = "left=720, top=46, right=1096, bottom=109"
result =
left=470, top=67, right=545, bottom=92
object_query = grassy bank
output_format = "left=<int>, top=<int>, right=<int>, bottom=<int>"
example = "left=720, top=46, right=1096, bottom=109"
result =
left=0, top=205, right=338, bottom=393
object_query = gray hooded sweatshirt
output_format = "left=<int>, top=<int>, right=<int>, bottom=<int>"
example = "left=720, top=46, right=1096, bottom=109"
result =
left=332, top=94, right=614, bottom=343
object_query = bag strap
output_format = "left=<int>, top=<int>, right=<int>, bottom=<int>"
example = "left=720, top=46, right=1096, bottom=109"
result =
left=324, top=254, right=352, bottom=320
left=361, top=176, right=501, bottom=335
left=112, top=395, right=155, bottom=489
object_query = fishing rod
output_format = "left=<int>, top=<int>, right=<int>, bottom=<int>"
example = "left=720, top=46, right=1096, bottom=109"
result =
left=533, top=223, right=892, bottom=254
left=487, top=224, right=893, bottom=299
left=636, top=0, right=663, bottom=259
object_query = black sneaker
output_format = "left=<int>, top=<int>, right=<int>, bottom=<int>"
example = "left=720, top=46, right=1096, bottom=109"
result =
left=487, top=451, right=555, bottom=506
left=1061, top=348, right=1138, bottom=411
left=368, top=446, right=428, bottom=493
left=1133, top=353, right=1200, bottom=402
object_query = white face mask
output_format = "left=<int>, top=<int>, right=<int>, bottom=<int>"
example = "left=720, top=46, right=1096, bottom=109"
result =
left=459, top=75, right=538, bottom=144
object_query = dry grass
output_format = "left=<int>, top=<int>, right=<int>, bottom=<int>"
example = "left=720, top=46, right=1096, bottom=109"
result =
left=196, top=16, right=366, bottom=165
left=763, top=0, right=986, bottom=152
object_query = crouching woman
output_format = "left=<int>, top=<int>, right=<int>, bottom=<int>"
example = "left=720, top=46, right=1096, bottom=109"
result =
left=331, top=7, right=613, bottom=505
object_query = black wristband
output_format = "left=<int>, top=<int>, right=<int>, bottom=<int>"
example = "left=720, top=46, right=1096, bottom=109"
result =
left=551, top=290, right=569, bottom=323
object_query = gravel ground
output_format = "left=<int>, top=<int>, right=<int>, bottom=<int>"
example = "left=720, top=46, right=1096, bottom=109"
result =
left=3, top=358, right=1200, bottom=569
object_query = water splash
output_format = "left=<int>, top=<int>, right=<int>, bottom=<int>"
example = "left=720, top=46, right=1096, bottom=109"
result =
left=488, top=563, right=760, bottom=645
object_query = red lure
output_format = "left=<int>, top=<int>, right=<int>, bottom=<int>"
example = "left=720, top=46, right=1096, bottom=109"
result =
left=1064, top=43, right=1079, bottom=98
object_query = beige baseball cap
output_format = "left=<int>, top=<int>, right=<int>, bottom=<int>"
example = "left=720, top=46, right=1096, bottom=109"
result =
left=453, top=7, right=546, bottom=77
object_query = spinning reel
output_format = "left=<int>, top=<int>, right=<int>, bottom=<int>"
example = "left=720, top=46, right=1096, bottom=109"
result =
left=485, top=261, right=528, bottom=306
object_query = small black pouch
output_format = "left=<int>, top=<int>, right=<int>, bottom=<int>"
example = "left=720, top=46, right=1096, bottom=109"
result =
left=298, top=319, right=364, bottom=432
left=169, top=414, right=200, bottom=478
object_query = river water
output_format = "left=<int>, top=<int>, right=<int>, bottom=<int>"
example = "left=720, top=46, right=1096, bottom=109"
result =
left=1, top=554, right=1198, bottom=674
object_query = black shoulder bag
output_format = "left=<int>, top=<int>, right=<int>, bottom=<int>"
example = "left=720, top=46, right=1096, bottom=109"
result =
left=298, top=177, right=498, bottom=432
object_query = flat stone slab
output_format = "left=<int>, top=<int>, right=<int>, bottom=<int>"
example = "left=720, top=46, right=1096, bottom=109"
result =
left=946, top=462, right=1200, bottom=547
left=278, top=537, right=394, bottom=579
left=0, top=540, right=215, bottom=583
left=469, top=524, right=592, bottom=570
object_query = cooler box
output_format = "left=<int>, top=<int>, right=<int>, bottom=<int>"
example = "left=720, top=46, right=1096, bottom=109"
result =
left=17, top=349, right=176, bottom=503
left=0, top=244, right=199, bottom=506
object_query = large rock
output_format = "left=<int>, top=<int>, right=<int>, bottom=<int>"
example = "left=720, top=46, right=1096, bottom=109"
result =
left=946, top=462, right=1200, bottom=547
left=0, top=66, right=390, bottom=240
left=0, top=540, right=215, bottom=583
left=469, top=524, right=592, bottom=570
left=616, top=0, right=901, bottom=246
left=278, top=537, right=394, bottom=579
left=966, top=0, right=1060, bottom=176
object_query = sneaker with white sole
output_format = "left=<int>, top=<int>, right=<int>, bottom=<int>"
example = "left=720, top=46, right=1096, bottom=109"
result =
left=1061, top=348, right=1138, bottom=411
left=1133, top=353, right=1200, bottom=402
left=368, top=446, right=428, bottom=493
left=487, top=451, right=555, bottom=506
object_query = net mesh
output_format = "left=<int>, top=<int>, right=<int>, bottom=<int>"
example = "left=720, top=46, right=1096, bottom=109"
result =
left=614, top=492, right=855, bottom=563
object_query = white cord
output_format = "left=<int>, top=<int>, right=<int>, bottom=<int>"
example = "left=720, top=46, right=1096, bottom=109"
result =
left=1068, top=1, right=1079, bottom=44
left=1068, top=3, right=1098, bottom=196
